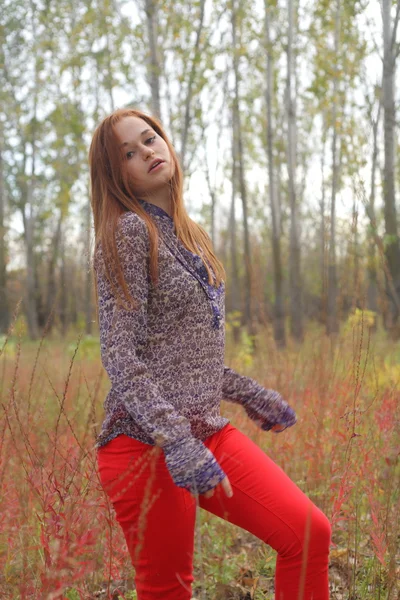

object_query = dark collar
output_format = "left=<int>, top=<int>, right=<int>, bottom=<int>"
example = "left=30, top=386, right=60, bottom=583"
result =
left=138, top=198, right=174, bottom=231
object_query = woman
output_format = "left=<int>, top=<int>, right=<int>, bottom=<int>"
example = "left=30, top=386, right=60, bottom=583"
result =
left=89, top=107, right=331, bottom=600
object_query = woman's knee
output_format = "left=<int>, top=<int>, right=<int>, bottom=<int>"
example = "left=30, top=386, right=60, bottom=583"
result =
left=280, top=505, right=331, bottom=559
left=309, top=507, right=332, bottom=553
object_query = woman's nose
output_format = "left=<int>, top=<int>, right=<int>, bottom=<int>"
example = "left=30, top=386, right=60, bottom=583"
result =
left=143, top=145, right=154, bottom=157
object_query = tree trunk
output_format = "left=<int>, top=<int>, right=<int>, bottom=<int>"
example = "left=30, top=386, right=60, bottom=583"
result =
left=231, top=0, right=253, bottom=337
left=23, top=199, right=39, bottom=339
left=382, top=0, right=400, bottom=336
left=203, top=73, right=229, bottom=249
left=145, top=0, right=162, bottom=120
left=264, top=0, right=285, bottom=348
left=0, top=125, right=9, bottom=334
left=327, top=0, right=341, bottom=336
left=105, top=29, right=115, bottom=111
left=22, top=7, right=40, bottom=339
left=320, top=111, right=328, bottom=326
left=46, top=212, right=63, bottom=332
left=59, top=227, right=68, bottom=338
left=34, top=249, right=46, bottom=329
left=69, top=263, right=78, bottom=327
left=351, top=192, right=360, bottom=308
left=286, top=0, right=303, bottom=342
left=180, top=0, right=206, bottom=172
left=366, top=93, right=381, bottom=318
left=230, top=104, right=240, bottom=344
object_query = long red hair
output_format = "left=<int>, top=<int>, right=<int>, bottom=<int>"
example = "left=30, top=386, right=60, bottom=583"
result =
left=88, top=107, right=226, bottom=312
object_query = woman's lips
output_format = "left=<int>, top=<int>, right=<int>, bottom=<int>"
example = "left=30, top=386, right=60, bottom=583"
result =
left=149, top=161, right=165, bottom=173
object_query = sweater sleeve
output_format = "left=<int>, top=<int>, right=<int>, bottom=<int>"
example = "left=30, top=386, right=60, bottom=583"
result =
left=222, top=366, right=297, bottom=432
left=96, top=213, right=226, bottom=494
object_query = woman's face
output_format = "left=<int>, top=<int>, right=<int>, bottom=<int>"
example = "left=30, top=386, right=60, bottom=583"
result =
left=114, top=116, right=175, bottom=198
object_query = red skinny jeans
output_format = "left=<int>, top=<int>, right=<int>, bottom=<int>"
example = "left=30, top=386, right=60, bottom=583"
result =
left=97, top=423, right=331, bottom=599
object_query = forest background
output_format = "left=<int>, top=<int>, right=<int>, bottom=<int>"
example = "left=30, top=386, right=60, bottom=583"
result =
left=0, top=0, right=399, bottom=598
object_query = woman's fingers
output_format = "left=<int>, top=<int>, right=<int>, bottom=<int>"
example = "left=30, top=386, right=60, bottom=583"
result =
left=271, top=423, right=286, bottom=432
left=221, top=476, right=233, bottom=498
left=199, top=476, right=233, bottom=499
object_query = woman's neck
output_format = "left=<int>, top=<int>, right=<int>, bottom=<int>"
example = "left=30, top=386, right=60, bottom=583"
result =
left=138, top=190, right=172, bottom=217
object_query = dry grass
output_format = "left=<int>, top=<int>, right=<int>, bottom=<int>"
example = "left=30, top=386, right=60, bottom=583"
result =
left=0, top=309, right=399, bottom=599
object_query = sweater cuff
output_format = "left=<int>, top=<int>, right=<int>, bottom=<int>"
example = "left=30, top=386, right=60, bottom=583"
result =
left=163, top=436, right=226, bottom=495
left=244, top=389, right=297, bottom=432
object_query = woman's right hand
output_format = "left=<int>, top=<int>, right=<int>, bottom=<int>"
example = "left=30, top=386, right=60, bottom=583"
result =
left=164, top=436, right=230, bottom=498
left=201, top=475, right=233, bottom=499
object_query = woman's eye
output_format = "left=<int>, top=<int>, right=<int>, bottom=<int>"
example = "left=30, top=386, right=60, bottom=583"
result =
left=126, top=136, right=156, bottom=160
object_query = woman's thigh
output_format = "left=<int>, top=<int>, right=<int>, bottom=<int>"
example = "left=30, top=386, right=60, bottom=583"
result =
left=198, top=424, right=331, bottom=598
left=198, top=423, right=328, bottom=548
left=97, top=434, right=196, bottom=600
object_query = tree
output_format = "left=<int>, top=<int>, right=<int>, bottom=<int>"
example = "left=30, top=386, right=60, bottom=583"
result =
left=381, top=0, right=400, bottom=336
left=264, top=0, right=286, bottom=348
left=231, top=0, right=253, bottom=336
left=286, top=0, right=303, bottom=342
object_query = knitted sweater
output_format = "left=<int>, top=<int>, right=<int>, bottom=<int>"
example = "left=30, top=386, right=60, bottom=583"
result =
left=94, top=199, right=296, bottom=494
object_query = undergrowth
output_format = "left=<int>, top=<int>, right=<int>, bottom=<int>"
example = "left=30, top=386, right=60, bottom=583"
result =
left=0, top=307, right=399, bottom=599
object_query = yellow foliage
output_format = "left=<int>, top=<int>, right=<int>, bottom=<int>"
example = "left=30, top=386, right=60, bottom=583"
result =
left=226, top=312, right=254, bottom=369
left=67, top=335, right=100, bottom=361
left=365, top=353, right=400, bottom=389
left=345, top=308, right=377, bottom=333
left=0, top=335, right=17, bottom=360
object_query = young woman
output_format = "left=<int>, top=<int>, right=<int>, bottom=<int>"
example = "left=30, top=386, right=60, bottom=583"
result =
left=89, top=107, right=331, bottom=600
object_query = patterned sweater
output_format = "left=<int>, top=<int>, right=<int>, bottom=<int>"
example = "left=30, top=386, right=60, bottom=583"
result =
left=94, top=199, right=296, bottom=494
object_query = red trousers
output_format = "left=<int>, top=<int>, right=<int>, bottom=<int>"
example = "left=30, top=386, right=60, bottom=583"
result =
left=97, top=423, right=331, bottom=599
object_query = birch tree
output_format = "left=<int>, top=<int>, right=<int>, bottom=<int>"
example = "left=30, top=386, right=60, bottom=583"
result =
left=231, top=0, right=253, bottom=333
left=381, top=0, right=400, bottom=336
left=286, top=0, right=303, bottom=342
left=264, top=0, right=286, bottom=348
left=145, top=0, right=162, bottom=119
left=0, top=122, right=9, bottom=334
left=364, top=84, right=381, bottom=318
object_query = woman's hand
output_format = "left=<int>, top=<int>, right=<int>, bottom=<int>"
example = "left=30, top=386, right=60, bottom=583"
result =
left=254, top=419, right=288, bottom=432
left=199, top=475, right=233, bottom=499
left=271, top=423, right=287, bottom=432
left=251, top=401, right=297, bottom=433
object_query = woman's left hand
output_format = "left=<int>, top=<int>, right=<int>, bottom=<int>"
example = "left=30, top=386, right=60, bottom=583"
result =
left=271, top=423, right=287, bottom=432
left=254, top=420, right=288, bottom=432
left=250, top=398, right=297, bottom=433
